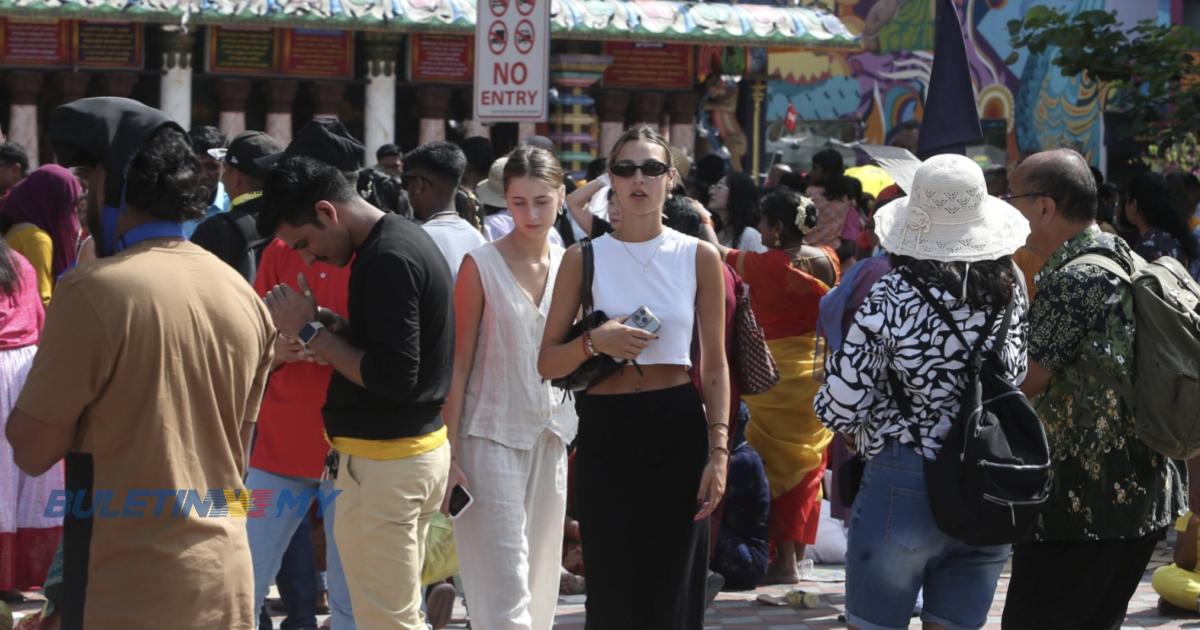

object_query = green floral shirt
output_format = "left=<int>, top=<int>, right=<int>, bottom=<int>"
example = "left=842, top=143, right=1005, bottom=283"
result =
left=1029, top=225, right=1183, bottom=542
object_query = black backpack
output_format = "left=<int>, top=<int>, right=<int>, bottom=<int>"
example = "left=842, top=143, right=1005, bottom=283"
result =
left=892, top=268, right=1052, bottom=546
left=216, top=211, right=271, bottom=284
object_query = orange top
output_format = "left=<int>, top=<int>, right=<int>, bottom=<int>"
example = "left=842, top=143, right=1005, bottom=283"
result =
left=726, top=247, right=840, bottom=340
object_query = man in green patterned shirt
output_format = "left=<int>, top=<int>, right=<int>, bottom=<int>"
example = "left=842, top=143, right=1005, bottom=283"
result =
left=1001, top=149, right=1186, bottom=628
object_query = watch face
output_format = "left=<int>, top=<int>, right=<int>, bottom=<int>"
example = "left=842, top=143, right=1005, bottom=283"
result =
left=299, top=323, right=319, bottom=344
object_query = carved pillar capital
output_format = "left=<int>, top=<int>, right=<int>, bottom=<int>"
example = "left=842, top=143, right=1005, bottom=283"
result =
left=596, top=90, right=630, bottom=124
left=53, top=72, right=91, bottom=105
left=7, top=72, right=45, bottom=105
left=417, top=87, right=453, bottom=120
left=310, top=81, right=346, bottom=118
left=631, top=92, right=665, bottom=125
left=668, top=92, right=700, bottom=125
left=216, top=78, right=252, bottom=112
left=100, top=72, right=139, bottom=98
left=363, top=32, right=404, bottom=78
left=266, top=80, right=299, bottom=114
left=160, top=27, right=195, bottom=70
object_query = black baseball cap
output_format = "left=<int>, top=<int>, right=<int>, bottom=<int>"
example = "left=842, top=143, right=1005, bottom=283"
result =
left=254, top=117, right=365, bottom=173
left=209, top=131, right=282, bottom=179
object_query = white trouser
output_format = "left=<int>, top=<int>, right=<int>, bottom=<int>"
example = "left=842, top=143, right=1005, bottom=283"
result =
left=453, top=429, right=568, bottom=630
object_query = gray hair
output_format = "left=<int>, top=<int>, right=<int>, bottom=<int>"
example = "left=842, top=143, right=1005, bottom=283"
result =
left=1020, top=149, right=1097, bottom=223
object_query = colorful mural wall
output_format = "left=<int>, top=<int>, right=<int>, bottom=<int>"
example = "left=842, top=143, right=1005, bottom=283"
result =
left=766, top=0, right=1173, bottom=168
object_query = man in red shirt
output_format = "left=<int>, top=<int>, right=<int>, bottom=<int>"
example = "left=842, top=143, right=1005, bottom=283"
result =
left=248, top=238, right=355, bottom=629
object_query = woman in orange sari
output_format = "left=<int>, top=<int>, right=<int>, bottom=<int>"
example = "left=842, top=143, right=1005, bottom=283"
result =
left=717, top=189, right=839, bottom=584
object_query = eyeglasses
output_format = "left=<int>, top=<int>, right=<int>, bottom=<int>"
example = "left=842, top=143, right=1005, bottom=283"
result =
left=610, top=160, right=669, bottom=178
left=710, top=182, right=728, bottom=191
left=1001, top=191, right=1051, bottom=203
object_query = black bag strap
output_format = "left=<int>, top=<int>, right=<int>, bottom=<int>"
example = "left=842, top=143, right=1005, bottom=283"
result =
left=991, top=295, right=1016, bottom=355
left=580, top=238, right=594, bottom=317
left=889, top=266, right=1013, bottom=437
left=897, top=267, right=1004, bottom=362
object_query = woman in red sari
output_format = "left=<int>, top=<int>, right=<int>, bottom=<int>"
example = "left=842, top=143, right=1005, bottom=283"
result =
left=717, top=189, right=840, bottom=584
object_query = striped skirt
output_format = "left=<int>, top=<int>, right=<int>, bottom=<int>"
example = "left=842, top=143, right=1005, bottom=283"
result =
left=0, top=344, right=62, bottom=591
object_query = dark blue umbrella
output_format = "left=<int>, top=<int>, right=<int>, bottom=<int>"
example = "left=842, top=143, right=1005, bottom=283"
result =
left=917, top=0, right=982, bottom=160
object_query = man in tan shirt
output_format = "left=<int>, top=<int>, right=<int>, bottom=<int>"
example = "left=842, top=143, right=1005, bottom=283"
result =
left=6, top=97, right=274, bottom=630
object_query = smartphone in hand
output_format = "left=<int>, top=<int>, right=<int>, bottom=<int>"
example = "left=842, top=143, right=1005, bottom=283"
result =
left=627, top=305, right=663, bottom=335
left=447, top=484, right=473, bottom=519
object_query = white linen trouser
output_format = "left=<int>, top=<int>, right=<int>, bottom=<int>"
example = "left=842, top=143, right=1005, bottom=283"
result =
left=453, top=429, right=568, bottom=630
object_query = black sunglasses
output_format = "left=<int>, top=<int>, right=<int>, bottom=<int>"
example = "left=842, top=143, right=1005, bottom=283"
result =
left=610, top=160, right=669, bottom=178
left=1000, top=191, right=1051, bottom=203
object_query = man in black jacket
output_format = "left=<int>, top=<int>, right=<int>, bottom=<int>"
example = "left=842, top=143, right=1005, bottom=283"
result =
left=192, top=130, right=281, bottom=281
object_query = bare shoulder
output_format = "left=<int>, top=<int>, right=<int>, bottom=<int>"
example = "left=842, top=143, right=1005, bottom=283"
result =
left=694, top=240, right=723, bottom=269
left=561, top=242, right=584, bottom=269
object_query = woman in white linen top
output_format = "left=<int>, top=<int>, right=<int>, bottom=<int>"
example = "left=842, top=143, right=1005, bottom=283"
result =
left=441, top=145, right=577, bottom=630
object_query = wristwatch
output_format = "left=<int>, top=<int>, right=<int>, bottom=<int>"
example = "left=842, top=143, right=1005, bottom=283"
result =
left=297, top=321, right=325, bottom=347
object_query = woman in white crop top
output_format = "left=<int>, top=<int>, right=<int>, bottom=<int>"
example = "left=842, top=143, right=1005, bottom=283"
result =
left=441, top=146, right=577, bottom=630
left=538, top=126, right=731, bottom=629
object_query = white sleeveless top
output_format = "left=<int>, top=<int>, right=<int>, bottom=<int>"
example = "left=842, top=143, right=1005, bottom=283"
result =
left=459, top=242, right=578, bottom=449
left=591, top=228, right=698, bottom=367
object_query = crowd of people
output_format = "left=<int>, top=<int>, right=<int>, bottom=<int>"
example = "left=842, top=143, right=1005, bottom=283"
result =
left=0, top=93, right=1198, bottom=630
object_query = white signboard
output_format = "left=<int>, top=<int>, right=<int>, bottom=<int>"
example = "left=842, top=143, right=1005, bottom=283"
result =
left=473, top=0, right=550, bottom=122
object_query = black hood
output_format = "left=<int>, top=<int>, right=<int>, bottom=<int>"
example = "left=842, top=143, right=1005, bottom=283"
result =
left=50, top=97, right=184, bottom=208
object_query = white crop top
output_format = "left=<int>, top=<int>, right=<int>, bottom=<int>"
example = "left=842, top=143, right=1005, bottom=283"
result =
left=591, top=229, right=698, bottom=367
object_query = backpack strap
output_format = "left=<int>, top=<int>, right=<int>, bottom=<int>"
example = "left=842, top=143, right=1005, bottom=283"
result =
left=1063, top=252, right=1133, bottom=283
left=991, top=296, right=1016, bottom=353
left=1059, top=252, right=1138, bottom=401
left=897, top=267, right=1002, bottom=359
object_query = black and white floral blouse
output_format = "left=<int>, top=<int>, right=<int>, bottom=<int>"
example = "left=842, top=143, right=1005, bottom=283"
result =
left=813, top=267, right=1029, bottom=460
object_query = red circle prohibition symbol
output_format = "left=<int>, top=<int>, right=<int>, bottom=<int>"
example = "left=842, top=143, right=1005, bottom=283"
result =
left=516, top=0, right=535, bottom=16
left=489, top=0, right=508, bottom=18
left=514, top=19, right=535, bottom=54
left=488, top=20, right=508, bottom=55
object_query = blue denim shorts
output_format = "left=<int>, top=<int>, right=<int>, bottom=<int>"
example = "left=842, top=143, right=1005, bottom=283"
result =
left=844, top=440, right=1010, bottom=630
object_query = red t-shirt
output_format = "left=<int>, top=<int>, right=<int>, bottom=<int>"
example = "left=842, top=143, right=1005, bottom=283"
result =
left=251, top=239, right=350, bottom=479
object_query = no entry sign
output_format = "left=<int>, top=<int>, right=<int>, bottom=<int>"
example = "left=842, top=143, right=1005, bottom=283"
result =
left=474, top=0, right=549, bottom=122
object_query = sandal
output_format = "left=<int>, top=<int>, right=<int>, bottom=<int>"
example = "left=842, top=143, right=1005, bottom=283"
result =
left=426, top=582, right=456, bottom=630
left=756, top=589, right=821, bottom=609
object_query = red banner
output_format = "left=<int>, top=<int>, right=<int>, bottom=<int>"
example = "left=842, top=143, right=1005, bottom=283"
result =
left=281, top=29, right=353, bottom=78
left=602, top=42, right=693, bottom=90
left=408, top=34, right=474, bottom=83
left=1, top=19, right=70, bottom=66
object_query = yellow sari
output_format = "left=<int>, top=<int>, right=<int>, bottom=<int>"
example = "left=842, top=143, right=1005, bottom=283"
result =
left=744, top=333, right=833, bottom=498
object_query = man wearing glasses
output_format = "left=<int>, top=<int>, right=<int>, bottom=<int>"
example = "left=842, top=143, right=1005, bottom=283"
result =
left=1001, top=185, right=1056, bottom=301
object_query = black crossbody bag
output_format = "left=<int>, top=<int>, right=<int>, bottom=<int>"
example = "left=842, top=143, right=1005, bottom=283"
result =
left=551, top=239, right=623, bottom=391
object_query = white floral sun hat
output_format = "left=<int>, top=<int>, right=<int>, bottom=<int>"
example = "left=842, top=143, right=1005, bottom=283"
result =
left=873, top=153, right=1029, bottom=263
left=474, top=156, right=509, bottom=208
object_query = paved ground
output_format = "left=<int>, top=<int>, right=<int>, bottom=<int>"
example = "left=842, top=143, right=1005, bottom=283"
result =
left=9, top=538, right=1198, bottom=628
left=544, top=537, right=1194, bottom=629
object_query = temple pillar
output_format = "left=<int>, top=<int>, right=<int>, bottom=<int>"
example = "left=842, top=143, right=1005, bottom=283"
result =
left=216, top=79, right=252, bottom=138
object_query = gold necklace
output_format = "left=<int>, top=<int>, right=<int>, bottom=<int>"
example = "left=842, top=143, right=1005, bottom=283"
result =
left=618, top=232, right=666, bottom=272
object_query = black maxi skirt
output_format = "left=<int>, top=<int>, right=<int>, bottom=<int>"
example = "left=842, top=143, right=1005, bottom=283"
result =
left=575, top=383, right=710, bottom=630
